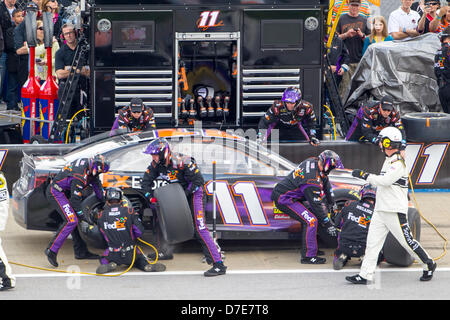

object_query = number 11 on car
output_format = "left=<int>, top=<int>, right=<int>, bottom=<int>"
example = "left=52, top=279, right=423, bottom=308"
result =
left=205, top=180, right=269, bottom=226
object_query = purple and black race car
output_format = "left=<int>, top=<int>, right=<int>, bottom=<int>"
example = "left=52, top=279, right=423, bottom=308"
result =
left=11, top=129, right=421, bottom=266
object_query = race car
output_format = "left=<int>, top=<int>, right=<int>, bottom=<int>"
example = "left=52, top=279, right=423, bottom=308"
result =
left=11, top=128, right=420, bottom=267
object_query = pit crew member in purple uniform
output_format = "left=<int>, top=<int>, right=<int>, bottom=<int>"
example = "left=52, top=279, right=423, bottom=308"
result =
left=345, top=95, right=406, bottom=150
left=95, top=187, right=166, bottom=274
left=258, top=87, right=320, bottom=145
left=333, top=183, right=376, bottom=270
left=44, top=155, right=109, bottom=267
left=110, top=98, right=156, bottom=136
left=141, top=138, right=227, bottom=277
left=271, top=150, right=342, bottom=264
left=347, top=127, right=436, bottom=284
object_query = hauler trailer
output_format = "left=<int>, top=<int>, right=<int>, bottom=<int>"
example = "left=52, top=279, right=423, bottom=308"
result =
left=90, top=0, right=328, bottom=133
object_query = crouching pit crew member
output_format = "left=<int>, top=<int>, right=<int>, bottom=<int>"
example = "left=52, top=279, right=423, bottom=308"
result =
left=347, top=127, right=436, bottom=284
left=44, top=155, right=110, bottom=267
left=110, top=98, right=156, bottom=136
left=0, top=171, right=15, bottom=291
left=141, top=138, right=227, bottom=276
left=333, top=184, right=376, bottom=270
left=345, top=95, right=406, bottom=150
left=271, top=150, right=342, bottom=264
left=95, top=188, right=166, bottom=274
left=258, top=86, right=320, bottom=145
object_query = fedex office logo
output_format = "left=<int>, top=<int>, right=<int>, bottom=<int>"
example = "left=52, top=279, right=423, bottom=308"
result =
left=197, top=11, right=224, bottom=31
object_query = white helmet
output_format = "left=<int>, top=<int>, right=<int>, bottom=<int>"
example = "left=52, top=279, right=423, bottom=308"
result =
left=378, top=127, right=402, bottom=150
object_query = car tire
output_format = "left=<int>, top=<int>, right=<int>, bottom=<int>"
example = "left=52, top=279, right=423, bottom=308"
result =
left=382, top=208, right=421, bottom=267
left=153, top=183, right=194, bottom=245
left=403, top=112, right=450, bottom=142
left=30, top=135, right=48, bottom=144
left=78, top=194, right=108, bottom=249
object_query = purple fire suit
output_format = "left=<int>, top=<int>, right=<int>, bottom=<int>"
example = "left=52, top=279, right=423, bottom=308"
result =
left=271, top=157, right=335, bottom=258
left=46, top=158, right=105, bottom=255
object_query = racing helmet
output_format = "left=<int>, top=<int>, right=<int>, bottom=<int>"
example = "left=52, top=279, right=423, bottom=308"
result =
left=105, top=187, right=123, bottom=203
left=90, top=155, right=110, bottom=175
left=282, top=87, right=302, bottom=106
left=378, top=127, right=403, bottom=151
left=359, top=184, right=376, bottom=202
left=143, top=138, right=171, bottom=165
left=318, top=150, right=344, bottom=175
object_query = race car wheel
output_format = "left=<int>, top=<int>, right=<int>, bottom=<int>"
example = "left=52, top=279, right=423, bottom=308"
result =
left=403, top=112, right=450, bottom=142
left=153, top=183, right=194, bottom=244
left=79, top=194, right=108, bottom=249
left=382, top=208, right=421, bottom=267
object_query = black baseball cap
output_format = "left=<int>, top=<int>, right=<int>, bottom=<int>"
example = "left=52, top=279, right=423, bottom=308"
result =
left=380, top=96, right=394, bottom=111
left=130, top=98, right=144, bottom=112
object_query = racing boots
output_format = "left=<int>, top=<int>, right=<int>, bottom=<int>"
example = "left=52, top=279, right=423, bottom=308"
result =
left=96, top=262, right=118, bottom=274
left=45, top=248, right=58, bottom=267
left=345, top=274, right=368, bottom=285
left=204, top=262, right=227, bottom=277
left=333, top=253, right=349, bottom=270
left=301, top=256, right=326, bottom=264
left=420, top=261, right=437, bottom=281
left=148, top=250, right=174, bottom=261
left=143, top=263, right=167, bottom=272
left=0, top=278, right=14, bottom=291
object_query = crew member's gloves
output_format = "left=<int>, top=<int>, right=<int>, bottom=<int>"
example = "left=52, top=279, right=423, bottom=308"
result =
left=400, top=140, right=407, bottom=150
left=150, top=197, right=158, bottom=204
left=352, top=169, right=369, bottom=180
left=310, top=136, right=320, bottom=146
left=80, top=221, right=94, bottom=234
left=323, top=218, right=337, bottom=237
left=371, top=136, right=380, bottom=145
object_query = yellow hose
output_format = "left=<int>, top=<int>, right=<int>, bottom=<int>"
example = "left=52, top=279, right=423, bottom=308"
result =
left=323, top=104, right=337, bottom=140
left=65, top=108, right=88, bottom=144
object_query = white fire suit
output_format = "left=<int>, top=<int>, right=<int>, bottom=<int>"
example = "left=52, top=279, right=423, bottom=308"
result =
left=359, top=153, right=433, bottom=281
left=0, top=172, right=15, bottom=288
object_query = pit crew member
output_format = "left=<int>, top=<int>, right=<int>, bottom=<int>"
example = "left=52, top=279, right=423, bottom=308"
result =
left=271, top=150, right=342, bottom=264
left=110, top=98, right=156, bottom=136
left=141, top=138, right=227, bottom=277
left=258, top=86, right=320, bottom=145
left=332, top=183, right=376, bottom=270
left=44, top=155, right=110, bottom=267
left=345, top=95, right=406, bottom=149
left=347, top=127, right=436, bottom=284
left=95, top=188, right=166, bottom=274
left=0, top=171, right=15, bottom=291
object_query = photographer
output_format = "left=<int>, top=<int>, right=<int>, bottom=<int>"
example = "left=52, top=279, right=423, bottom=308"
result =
left=336, top=0, right=370, bottom=103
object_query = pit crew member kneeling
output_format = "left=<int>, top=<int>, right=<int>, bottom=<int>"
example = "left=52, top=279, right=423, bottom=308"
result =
left=141, top=138, right=227, bottom=277
left=345, top=95, right=406, bottom=150
left=44, top=155, right=109, bottom=267
left=94, top=188, right=166, bottom=274
left=258, top=86, right=320, bottom=145
left=110, top=98, right=156, bottom=136
left=333, top=184, right=376, bottom=270
left=271, top=150, right=342, bottom=264
left=346, top=127, right=436, bottom=284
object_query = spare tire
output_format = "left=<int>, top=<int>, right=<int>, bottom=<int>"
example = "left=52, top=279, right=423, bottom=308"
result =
left=382, top=208, right=421, bottom=267
left=403, top=112, right=450, bottom=142
left=153, top=183, right=194, bottom=244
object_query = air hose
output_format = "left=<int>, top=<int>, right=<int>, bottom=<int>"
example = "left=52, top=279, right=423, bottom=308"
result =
left=9, top=238, right=159, bottom=277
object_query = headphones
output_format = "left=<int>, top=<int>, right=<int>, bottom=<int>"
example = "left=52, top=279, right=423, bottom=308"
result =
left=60, top=24, right=79, bottom=41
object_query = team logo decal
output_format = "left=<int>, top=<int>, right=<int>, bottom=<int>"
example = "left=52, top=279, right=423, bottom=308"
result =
left=197, top=11, right=224, bottom=31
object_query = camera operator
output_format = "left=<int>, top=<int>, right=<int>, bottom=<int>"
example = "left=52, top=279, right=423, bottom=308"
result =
left=55, top=23, right=89, bottom=117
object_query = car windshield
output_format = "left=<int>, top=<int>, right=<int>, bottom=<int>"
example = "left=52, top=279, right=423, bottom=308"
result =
left=108, top=137, right=293, bottom=175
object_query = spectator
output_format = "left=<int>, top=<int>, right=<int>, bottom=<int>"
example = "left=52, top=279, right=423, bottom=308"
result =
left=5, top=8, right=22, bottom=110
left=40, top=0, right=62, bottom=41
left=35, top=19, right=59, bottom=83
left=327, top=32, right=350, bottom=86
left=434, top=26, right=450, bottom=114
left=430, top=5, right=450, bottom=33
left=335, top=0, right=370, bottom=103
left=0, top=0, right=19, bottom=104
left=418, top=0, right=440, bottom=34
left=411, top=0, right=426, bottom=17
left=331, top=0, right=371, bottom=24
left=388, top=0, right=421, bottom=40
left=362, top=16, right=394, bottom=55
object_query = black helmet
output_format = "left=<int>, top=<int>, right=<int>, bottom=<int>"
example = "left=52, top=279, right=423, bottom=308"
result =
left=360, top=184, right=376, bottom=202
left=105, top=187, right=123, bottom=203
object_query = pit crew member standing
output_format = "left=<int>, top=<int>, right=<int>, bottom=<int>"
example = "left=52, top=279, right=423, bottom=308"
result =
left=110, top=98, right=156, bottom=136
left=271, top=150, right=342, bottom=264
left=141, top=138, right=227, bottom=277
left=333, top=184, right=376, bottom=270
left=434, top=26, right=450, bottom=114
left=44, top=155, right=110, bottom=267
left=347, top=127, right=436, bottom=284
left=258, top=87, right=320, bottom=145
left=345, top=95, right=406, bottom=149
left=95, top=188, right=166, bottom=274
left=0, top=171, right=15, bottom=291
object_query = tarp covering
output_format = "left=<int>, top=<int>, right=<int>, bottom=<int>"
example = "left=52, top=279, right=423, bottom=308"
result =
left=345, top=33, right=442, bottom=114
